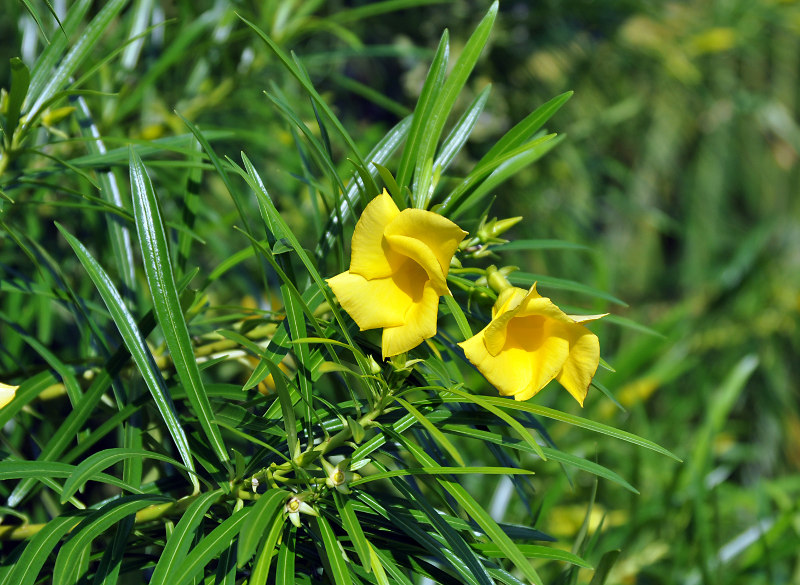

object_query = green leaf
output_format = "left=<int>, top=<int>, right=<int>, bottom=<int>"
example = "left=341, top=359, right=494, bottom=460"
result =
left=443, top=386, right=546, bottom=460
left=237, top=489, right=288, bottom=566
left=439, top=134, right=555, bottom=216
left=10, top=329, right=82, bottom=406
left=282, top=283, right=314, bottom=442
left=172, top=507, right=249, bottom=585
left=265, top=359, right=299, bottom=462
left=369, top=545, right=415, bottom=585
left=480, top=90, right=572, bottom=166
left=588, top=550, right=621, bottom=585
left=17, top=0, right=51, bottom=44
left=148, top=490, right=224, bottom=585
left=457, top=395, right=681, bottom=461
left=394, top=396, right=465, bottom=466
left=396, top=28, right=449, bottom=193
left=53, top=495, right=172, bottom=585
left=0, top=460, right=141, bottom=493
left=359, top=488, right=485, bottom=585
left=176, top=111, right=268, bottom=295
left=350, top=466, right=533, bottom=486
left=25, top=0, right=92, bottom=115
left=265, top=89, right=348, bottom=199
left=329, top=0, right=451, bottom=23
left=238, top=14, right=367, bottom=169
left=5, top=58, right=30, bottom=140
left=443, top=294, right=473, bottom=340
left=333, top=491, right=371, bottom=573
left=414, top=1, right=498, bottom=209
left=25, top=0, right=128, bottom=128
left=72, top=95, right=137, bottom=294
left=56, top=224, right=198, bottom=490
left=129, top=148, right=229, bottom=468
left=510, top=272, right=628, bottom=306
left=433, top=84, right=491, bottom=178
left=451, top=135, right=563, bottom=220
left=389, top=474, right=495, bottom=585
left=0, top=370, right=55, bottom=428
left=317, top=116, right=411, bottom=258
left=441, top=425, right=638, bottom=493
left=276, top=524, right=296, bottom=585
left=6, top=378, right=132, bottom=507
left=315, top=515, right=353, bottom=585
left=249, top=510, right=285, bottom=585
left=492, top=239, right=591, bottom=253
left=473, top=543, right=592, bottom=568
left=398, top=439, right=544, bottom=585
left=233, top=154, right=377, bottom=393
left=61, top=448, right=194, bottom=504
left=5, top=514, right=84, bottom=585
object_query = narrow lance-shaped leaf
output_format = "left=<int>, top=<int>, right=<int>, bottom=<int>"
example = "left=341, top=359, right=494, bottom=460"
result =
left=314, top=515, right=353, bottom=585
left=148, top=490, right=224, bottom=585
left=5, top=514, right=84, bottom=585
left=52, top=495, right=173, bottom=585
left=56, top=224, right=198, bottom=492
left=396, top=28, right=449, bottom=193
left=61, top=448, right=197, bottom=504
left=237, top=489, right=288, bottom=566
left=26, top=0, right=92, bottom=113
left=129, top=148, right=229, bottom=468
left=5, top=58, right=30, bottom=141
left=237, top=14, right=367, bottom=170
left=414, top=1, right=498, bottom=209
left=398, top=436, right=544, bottom=585
left=458, top=395, right=681, bottom=460
left=72, top=94, right=137, bottom=296
left=432, top=83, right=491, bottom=179
left=316, top=115, right=411, bottom=259
left=170, top=507, right=250, bottom=585
left=25, top=0, right=128, bottom=129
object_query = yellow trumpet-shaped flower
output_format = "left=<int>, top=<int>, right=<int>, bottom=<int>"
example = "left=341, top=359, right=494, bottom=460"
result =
left=327, top=190, right=467, bottom=359
left=0, top=382, right=18, bottom=409
left=459, top=285, right=605, bottom=405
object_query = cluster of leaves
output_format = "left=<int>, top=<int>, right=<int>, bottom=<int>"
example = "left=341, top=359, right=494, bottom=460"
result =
left=0, top=2, right=679, bottom=584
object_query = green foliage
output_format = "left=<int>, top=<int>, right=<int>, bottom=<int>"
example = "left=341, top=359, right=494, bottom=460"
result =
left=2, top=1, right=796, bottom=584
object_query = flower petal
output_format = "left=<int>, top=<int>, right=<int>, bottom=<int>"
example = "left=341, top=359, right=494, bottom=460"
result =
left=382, top=283, right=440, bottom=358
left=326, top=271, right=411, bottom=330
left=384, top=208, right=467, bottom=277
left=384, top=233, right=449, bottom=294
left=460, top=320, right=569, bottom=401
left=349, top=190, right=401, bottom=279
left=484, top=288, right=528, bottom=355
left=567, top=313, right=609, bottom=324
left=555, top=323, right=600, bottom=406
left=505, top=317, right=570, bottom=400
left=0, top=383, right=17, bottom=409
left=517, top=285, right=574, bottom=324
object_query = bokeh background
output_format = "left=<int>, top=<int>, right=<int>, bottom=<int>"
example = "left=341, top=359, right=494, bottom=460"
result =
left=2, top=0, right=799, bottom=582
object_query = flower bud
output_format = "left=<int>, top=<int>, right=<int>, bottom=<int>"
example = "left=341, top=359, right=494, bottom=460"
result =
left=486, top=265, right=512, bottom=294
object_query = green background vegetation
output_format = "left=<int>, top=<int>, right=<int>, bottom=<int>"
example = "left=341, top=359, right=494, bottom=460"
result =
left=1, top=0, right=799, bottom=583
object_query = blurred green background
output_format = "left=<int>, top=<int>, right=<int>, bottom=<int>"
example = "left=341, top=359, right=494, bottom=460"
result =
left=2, top=0, right=799, bottom=582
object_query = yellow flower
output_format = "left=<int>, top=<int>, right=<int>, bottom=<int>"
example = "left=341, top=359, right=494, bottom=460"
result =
left=0, top=382, right=18, bottom=409
left=327, top=190, right=467, bottom=359
left=458, top=285, right=605, bottom=405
